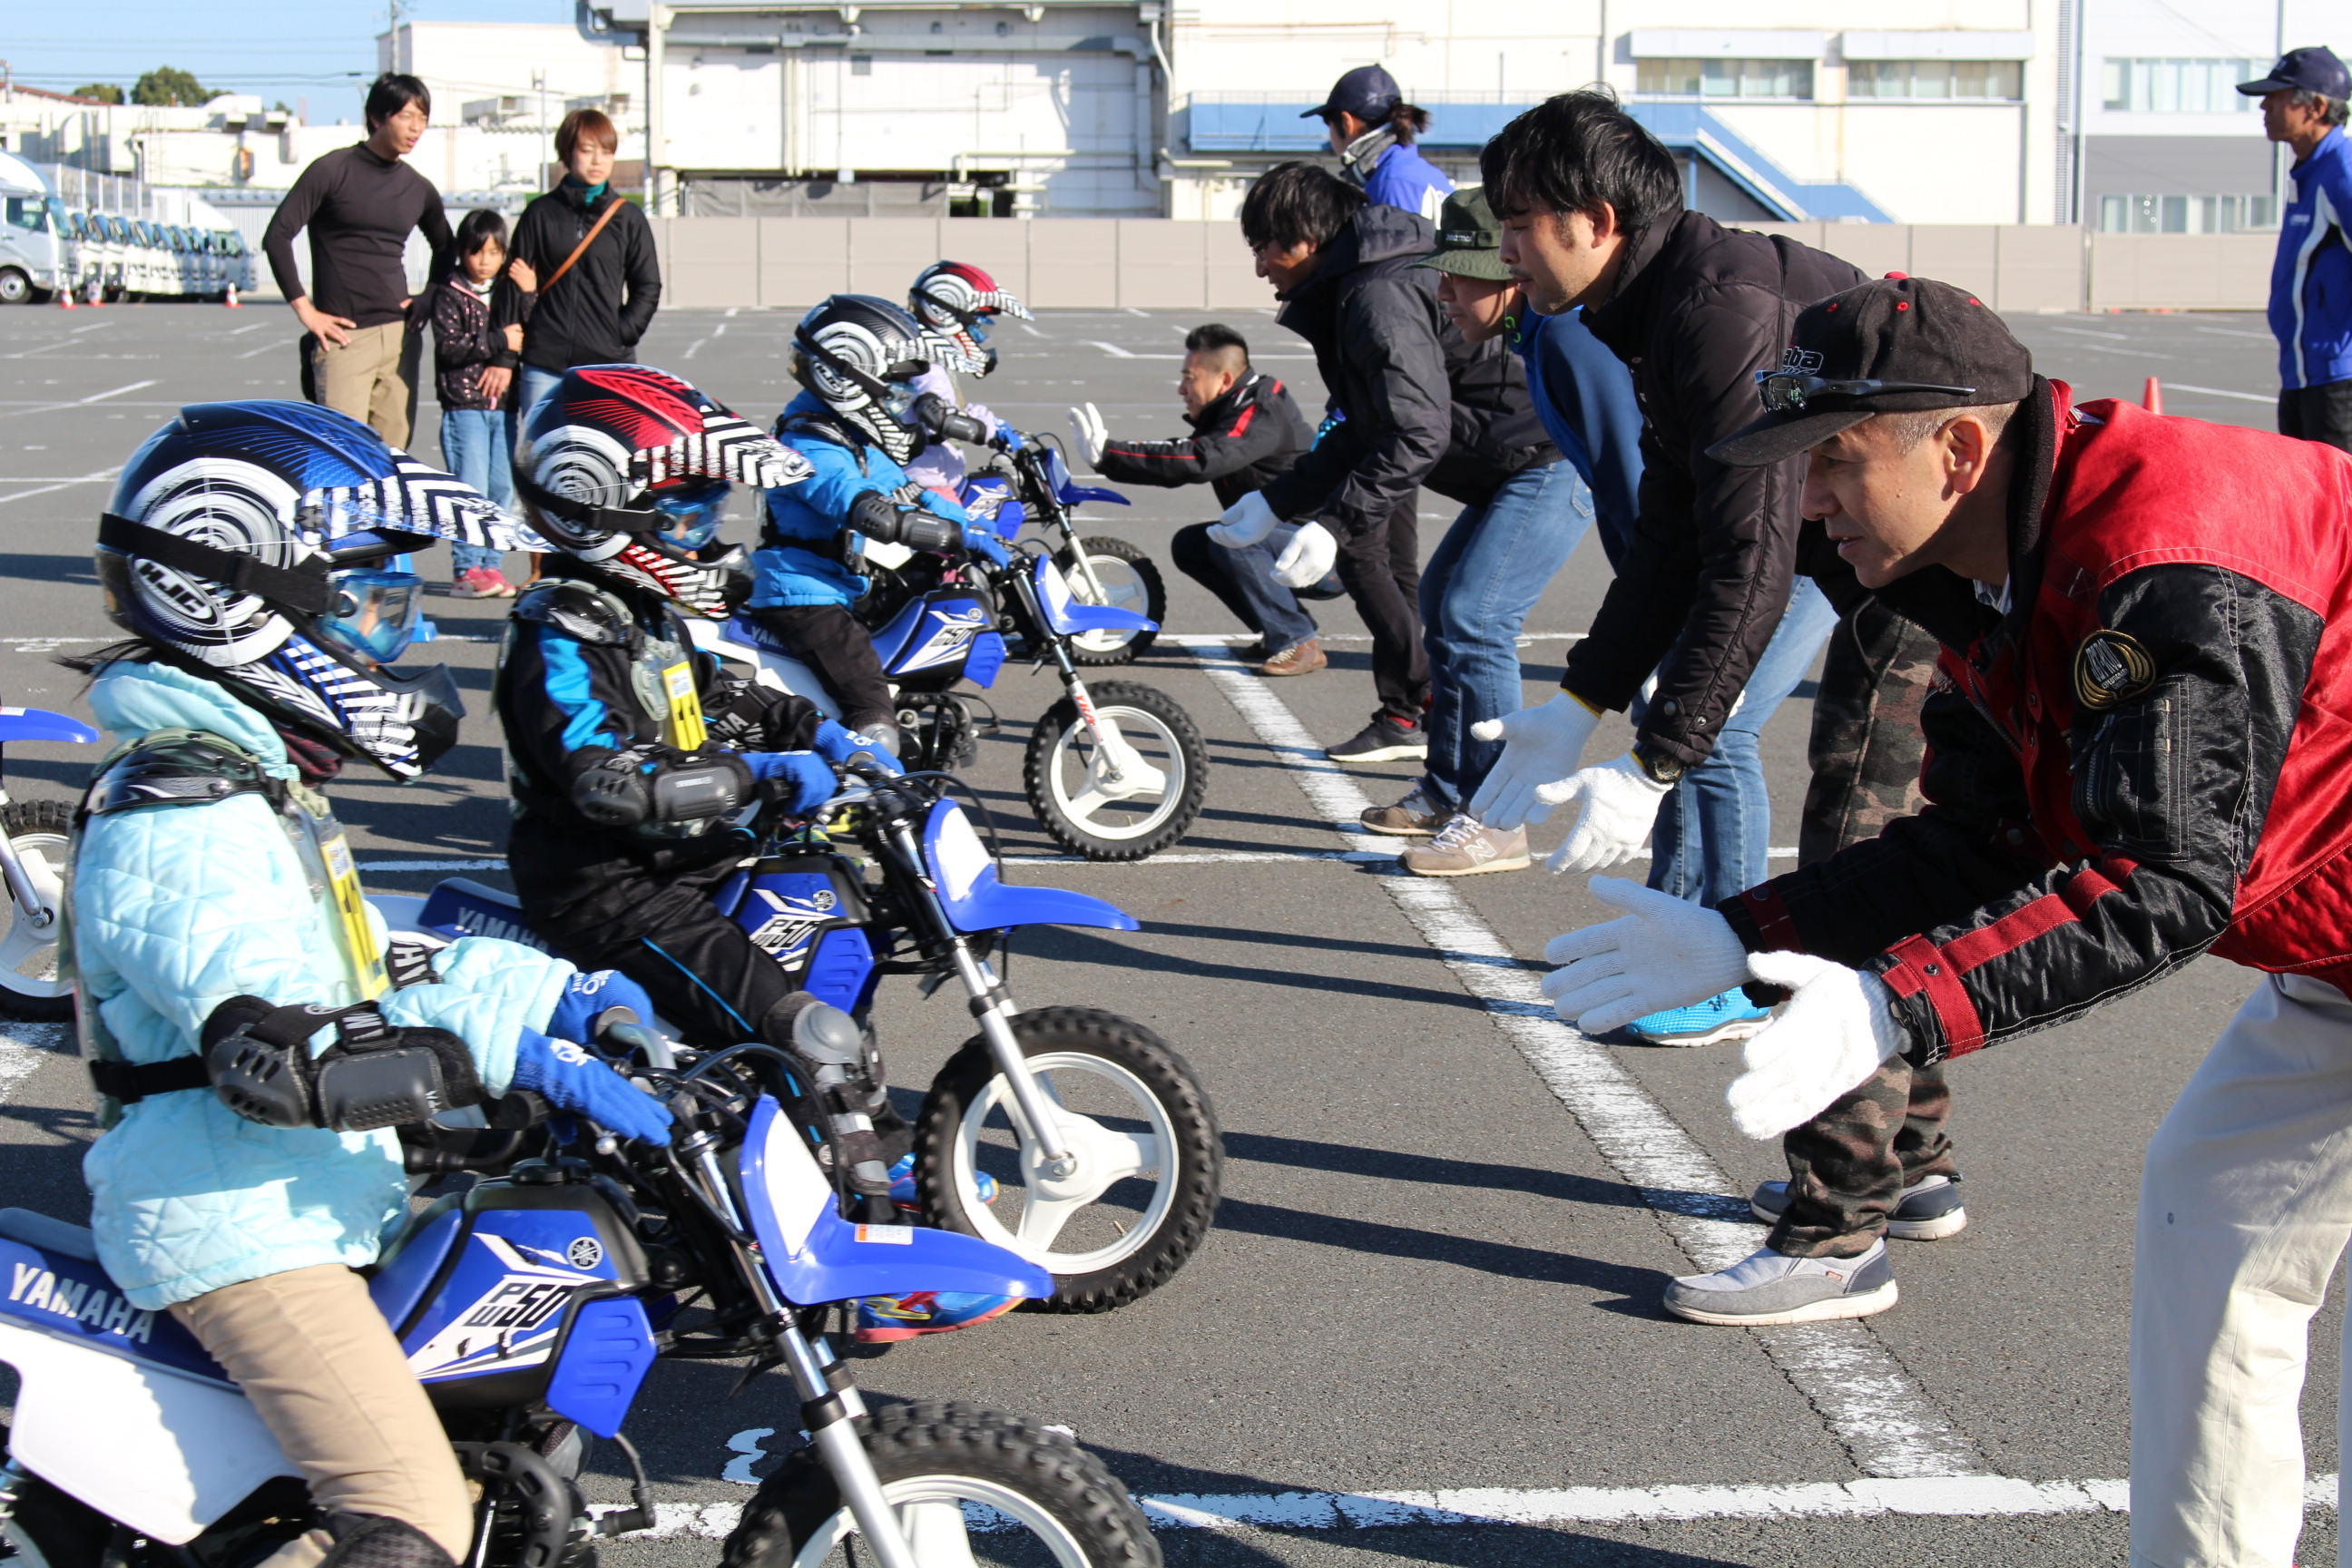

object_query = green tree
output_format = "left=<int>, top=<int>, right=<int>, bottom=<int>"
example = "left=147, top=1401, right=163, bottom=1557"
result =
left=131, top=67, right=209, bottom=108
left=73, top=83, right=125, bottom=104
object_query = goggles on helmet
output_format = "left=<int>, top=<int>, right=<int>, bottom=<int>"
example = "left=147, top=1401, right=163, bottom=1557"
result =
left=317, top=567, right=424, bottom=666
left=879, top=379, right=926, bottom=427
left=649, top=480, right=731, bottom=551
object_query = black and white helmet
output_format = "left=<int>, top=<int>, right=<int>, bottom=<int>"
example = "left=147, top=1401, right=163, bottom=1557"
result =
left=514, top=365, right=812, bottom=617
left=790, top=294, right=985, bottom=466
left=908, top=260, right=1031, bottom=377
left=96, top=400, right=544, bottom=779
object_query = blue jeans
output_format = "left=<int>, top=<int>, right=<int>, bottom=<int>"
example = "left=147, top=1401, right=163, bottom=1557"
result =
left=437, top=407, right=513, bottom=573
left=1643, top=577, right=1838, bottom=904
left=1169, top=521, right=1342, bottom=653
left=1420, top=460, right=1593, bottom=808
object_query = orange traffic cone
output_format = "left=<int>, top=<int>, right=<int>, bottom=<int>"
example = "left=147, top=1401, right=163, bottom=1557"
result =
left=2142, top=377, right=2163, bottom=415
left=224, top=283, right=240, bottom=309
left=55, top=285, right=74, bottom=309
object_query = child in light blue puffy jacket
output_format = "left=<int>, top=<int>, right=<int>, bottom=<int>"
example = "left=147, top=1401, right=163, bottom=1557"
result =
left=71, top=399, right=670, bottom=1568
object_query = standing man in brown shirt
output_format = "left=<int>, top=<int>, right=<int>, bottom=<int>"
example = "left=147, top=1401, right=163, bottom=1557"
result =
left=264, top=74, right=453, bottom=448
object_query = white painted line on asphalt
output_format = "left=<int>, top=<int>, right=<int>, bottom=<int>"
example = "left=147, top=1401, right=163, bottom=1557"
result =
left=2043, top=325, right=2132, bottom=341
left=78, top=380, right=155, bottom=405
left=236, top=340, right=286, bottom=359
left=0, top=1024, right=70, bottom=1104
left=1190, top=647, right=1983, bottom=1481
left=1083, top=340, right=1139, bottom=358
left=225, top=320, right=272, bottom=337
left=2192, top=325, right=2275, bottom=341
left=0, top=468, right=121, bottom=506
left=603, top=1473, right=2339, bottom=1539
left=354, top=846, right=1799, bottom=877
left=2162, top=382, right=2273, bottom=405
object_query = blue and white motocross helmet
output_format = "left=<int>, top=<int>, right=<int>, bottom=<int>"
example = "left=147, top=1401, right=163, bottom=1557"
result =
left=95, top=401, right=547, bottom=779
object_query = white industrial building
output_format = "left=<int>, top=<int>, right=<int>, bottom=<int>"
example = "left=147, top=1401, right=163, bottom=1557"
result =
left=1, top=0, right=2337, bottom=230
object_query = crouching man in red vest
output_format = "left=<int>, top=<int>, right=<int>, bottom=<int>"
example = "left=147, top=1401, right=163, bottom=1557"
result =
left=1544, top=275, right=2352, bottom=1566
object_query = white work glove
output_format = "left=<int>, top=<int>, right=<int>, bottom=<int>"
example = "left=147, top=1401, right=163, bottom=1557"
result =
left=1725, top=952, right=1907, bottom=1141
left=1208, top=488, right=1280, bottom=548
left=1066, top=402, right=1108, bottom=467
left=1540, top=877, right=1750, bottom=1034
left=1466, top=692, right=1604, bottom=831
left=1270, top=521, right=1338, bottom=588
left=1543, top=752, right=1673, bottom=875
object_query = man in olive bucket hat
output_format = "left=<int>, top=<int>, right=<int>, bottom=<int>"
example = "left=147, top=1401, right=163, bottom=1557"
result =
left=1356, top=186, right=1642, bottom=876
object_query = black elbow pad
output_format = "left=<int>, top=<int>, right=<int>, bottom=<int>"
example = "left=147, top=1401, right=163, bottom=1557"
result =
left=203, top=995, right=484, bottom=1133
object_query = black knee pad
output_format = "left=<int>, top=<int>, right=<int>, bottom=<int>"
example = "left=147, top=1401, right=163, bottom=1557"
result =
left=317, top=1514, right=460, bottom=1568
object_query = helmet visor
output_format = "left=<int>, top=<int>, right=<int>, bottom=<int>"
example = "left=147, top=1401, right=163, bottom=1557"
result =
left=318, top=568, right=424, bottom=665
left=649, top=480, right=730, bottom=551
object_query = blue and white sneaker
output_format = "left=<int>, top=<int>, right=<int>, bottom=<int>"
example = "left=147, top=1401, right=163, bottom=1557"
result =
left=1623, top=989, right=1771, bottom=1047
left=854, top=1290, right=1020, bottom=1343
left=886, top=1152, right=998, bottom=1215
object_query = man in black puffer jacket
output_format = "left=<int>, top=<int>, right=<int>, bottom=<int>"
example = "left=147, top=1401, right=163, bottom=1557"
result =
left=1219, top=162, right=1559, bottom=763
left=1472, top=89, right=1960, bottom=1327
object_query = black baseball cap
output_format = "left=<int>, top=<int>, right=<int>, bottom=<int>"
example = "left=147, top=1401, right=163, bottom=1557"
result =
left=1303, top=64, right=1401, bottom=122
left=1709, top=277, right=2035, bottom=468
left=2238, top=45, right=2350, bottom=100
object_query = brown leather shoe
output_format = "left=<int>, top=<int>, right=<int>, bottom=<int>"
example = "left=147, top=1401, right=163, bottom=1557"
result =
left=1257, top=638, right=1326, bottom=677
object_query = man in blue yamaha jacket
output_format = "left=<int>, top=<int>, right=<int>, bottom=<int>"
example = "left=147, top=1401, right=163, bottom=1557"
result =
left=2242, top=46, right=2352, bottom=452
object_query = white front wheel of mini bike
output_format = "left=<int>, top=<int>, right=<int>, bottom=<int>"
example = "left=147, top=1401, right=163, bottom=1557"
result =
left=953, top=1050, right=1181, bottom=1275
left=1038, top=705, right=1184, bottom=844
left=0, top=808, right=74, bottom=1017
left=789, top=1475, right=1093, bottom=1568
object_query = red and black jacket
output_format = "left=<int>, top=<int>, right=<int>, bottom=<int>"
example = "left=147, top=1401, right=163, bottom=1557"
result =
left=1731, top=377, right=2352, bottom=1066
left=1091, top=371, right=1311, bottom=510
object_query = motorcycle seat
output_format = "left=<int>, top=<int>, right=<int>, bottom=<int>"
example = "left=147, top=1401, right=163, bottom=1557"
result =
left=0, top=1206, right=100, bottom=1263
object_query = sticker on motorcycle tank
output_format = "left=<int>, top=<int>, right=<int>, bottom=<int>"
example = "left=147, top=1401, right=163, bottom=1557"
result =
left=898, top=606, right=990, bottom=674
left=855, top=1225, right=915, bottom=1245
left=406, top=1234, right=603, bottom=1380
left=745, top=885, right=840, bottom=957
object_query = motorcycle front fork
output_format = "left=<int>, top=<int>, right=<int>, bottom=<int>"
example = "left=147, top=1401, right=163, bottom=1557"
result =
left=0, top=789, right=52, bottom=928
left=0, top=1455, right=26, bottom=1559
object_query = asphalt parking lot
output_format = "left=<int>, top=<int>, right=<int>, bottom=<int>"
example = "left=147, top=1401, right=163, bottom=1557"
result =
left=0, top=297, right=2330, bottom=1567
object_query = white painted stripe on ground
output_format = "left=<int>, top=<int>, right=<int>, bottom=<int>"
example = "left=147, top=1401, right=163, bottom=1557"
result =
left=0, top=468, right=122, bottom=506
left=1190, top=646, right=1982, bottom=1481
left=605, top=1474, right=2340, bottom=1539
left=0, top=1024, right=70, bottom=1104
left=2162, top=382, right=2273, bottom=405
left=355, top=845, right=1801, bottom=877
left=79, top=379, right=156, bottom=405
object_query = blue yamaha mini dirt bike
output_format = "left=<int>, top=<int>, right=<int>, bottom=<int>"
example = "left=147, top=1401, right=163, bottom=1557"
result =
left=0, top=1014, right=1161, bottom=1568
left=694, top=440, right=1208, bottom=862
left=0, top=704, right=98, bottom=1021
left=377, top=767, right=1221, bottom=1316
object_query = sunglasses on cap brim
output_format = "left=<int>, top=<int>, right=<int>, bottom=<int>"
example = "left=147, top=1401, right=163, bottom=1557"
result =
left=1756, top=372, right=1978, bottom=413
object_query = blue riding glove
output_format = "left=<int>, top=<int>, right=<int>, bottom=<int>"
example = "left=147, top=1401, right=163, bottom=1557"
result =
left=743, top=750, right=836, bottom=814
left=546, top=969, right=661, bottom=1045
left=963, top=526, right=1013, bottom=568
left=812, top=719, right=905, bottom=777
left=511, top=1028, right=673, bottom=1145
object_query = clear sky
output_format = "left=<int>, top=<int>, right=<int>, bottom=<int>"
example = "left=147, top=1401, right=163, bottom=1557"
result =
left=6, top=0, right=572, bottom=122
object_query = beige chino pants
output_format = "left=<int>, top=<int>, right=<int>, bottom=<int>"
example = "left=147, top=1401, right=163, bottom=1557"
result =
left=170, top=1263, right=472, bottom=1566
left=309, top=320, right=415, bottom=449
left=2132, top=972, right=2352, bottom=1566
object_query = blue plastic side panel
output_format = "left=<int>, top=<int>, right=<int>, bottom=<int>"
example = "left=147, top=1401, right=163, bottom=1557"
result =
left=887, top=597, right=993, bottom=677
left=0, top=708, right=98, bottom=746
left=399, top=1210, right=620, bottom=1385
left=0, top=1235, right=233, bottom=1387
left=964, top=630, right=1006, bottom=690
left=802, top=926, right=873, bottom=1013
left=867, top=592, right=934, bottom=670
left=544, top=1296, right=656, bottom=1439
left=923, top=799, right=1140, bottom=935
left=712, top=870, right=750, bottom=919
left=738, top=1096, right=1049, bottom=1307
left=418, top=879, right=553, bottom=953
left=367, top=1206, right=465, bottom=1335
left=733, top=872, right=843, bottom=966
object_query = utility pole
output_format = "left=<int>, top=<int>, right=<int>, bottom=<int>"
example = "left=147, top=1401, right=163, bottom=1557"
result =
left=534, top=70, right=549, bottom=184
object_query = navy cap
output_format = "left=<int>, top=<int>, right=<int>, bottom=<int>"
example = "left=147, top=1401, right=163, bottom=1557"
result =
left=1303, top=64, right=1402, bottom=122
left=2237, top=45, right=2350, bottom=100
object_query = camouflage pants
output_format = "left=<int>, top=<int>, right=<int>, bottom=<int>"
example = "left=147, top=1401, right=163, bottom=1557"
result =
left=1772, top=600, right=1957, bottom=1258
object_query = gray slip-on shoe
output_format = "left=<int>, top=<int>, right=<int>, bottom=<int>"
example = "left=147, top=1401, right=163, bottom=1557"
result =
left=1662, top=1240, right=1897, bottom=1326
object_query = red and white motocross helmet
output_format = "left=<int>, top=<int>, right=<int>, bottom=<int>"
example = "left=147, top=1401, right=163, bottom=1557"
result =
left=908, top=260, right=1031, bottom=377
left=514, top=365, right=811, bottom=616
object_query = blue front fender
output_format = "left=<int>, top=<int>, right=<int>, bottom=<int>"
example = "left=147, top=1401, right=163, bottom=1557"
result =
left=1033, top=555, right=1157, bottom=637
left=0, top=708, right=98, bottom=746
left=740, top=1097, right=1051, bottom=1304
left=926, top=799, right=1141, bottom=935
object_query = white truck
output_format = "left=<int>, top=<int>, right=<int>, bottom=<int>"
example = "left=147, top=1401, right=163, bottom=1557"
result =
left=0, top=151, right=71, bottom=305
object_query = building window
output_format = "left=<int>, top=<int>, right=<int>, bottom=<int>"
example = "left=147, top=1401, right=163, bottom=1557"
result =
left=1847, top=60, right=2024, bottom=101
left=2101, top=58, right=2267, bottom=113
left=2096, top=192, right=2278, bottom=233
left=1636, top=57, right=1816, bottom=101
